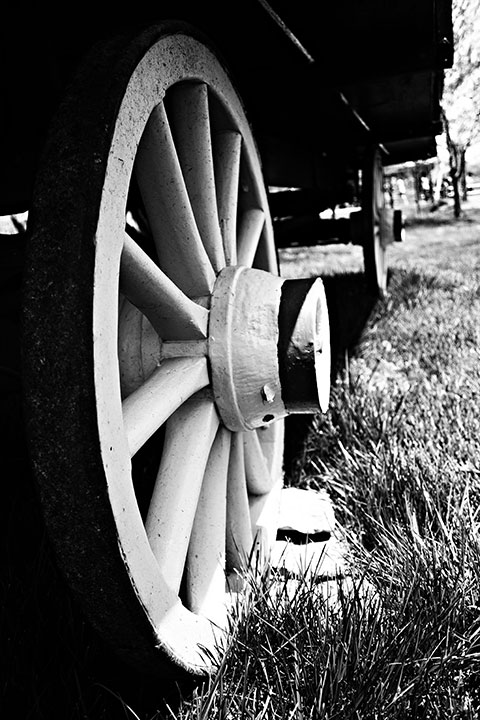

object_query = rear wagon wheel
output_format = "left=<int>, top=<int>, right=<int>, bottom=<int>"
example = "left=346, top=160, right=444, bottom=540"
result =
left=362, top=144, right=388, bottom=296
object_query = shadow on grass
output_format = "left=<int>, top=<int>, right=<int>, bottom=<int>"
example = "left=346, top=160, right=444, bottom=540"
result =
left=403, top=198, right=480, bottom=229
left=405, top=213, right=478, bottom=228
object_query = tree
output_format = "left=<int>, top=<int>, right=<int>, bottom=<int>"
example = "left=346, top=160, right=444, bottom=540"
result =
left=441, top=0, right=480, bottom=216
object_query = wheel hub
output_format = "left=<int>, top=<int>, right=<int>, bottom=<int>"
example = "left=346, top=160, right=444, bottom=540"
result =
left=209, top=266, right=330, bottom=432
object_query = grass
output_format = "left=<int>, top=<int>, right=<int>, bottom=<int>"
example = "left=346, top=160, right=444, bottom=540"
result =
left=4, top=196, right=480, bottom=718
left=159, top=198, right=480, bottom=719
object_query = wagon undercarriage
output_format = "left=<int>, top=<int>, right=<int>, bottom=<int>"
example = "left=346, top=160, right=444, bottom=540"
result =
left=1, top=0, right=453, bottom=679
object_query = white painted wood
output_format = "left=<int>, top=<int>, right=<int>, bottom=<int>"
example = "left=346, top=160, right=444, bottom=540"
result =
left=315, top=279, right=332, bottom=413
left=257, top=421, right=285, bottom=482
left=213, top=130, right=242, bottom=266
left=121, top=232, right=209, bottom=340
left=88, top=32, right=285, bottom=674
left=118, top=297, right=162, bottom=398
left=160, top=340, right=208, bottom=359
left=249, top=477, right=283, bottom=565
left=277, top=487, right=336, bottom=535
left=185, top=426, right=231, bottom=622
left=118, top=296, right=146, bottom=398
left=286, top=277, right=331, bottom=413
left=168, top=83, right=225, bottom=273
left=209, top=266, right=287, bottom=430
left=244, top=430, right=275, bottom=495
left=122, top=357, right=209, bottom=456
left=146, top=398, right=220, bottom=594
left=135, top=101, right=216, bottom=297
left=226, top=432, right=254, bottom=571
left=270, top=537, right=347, bottom=581
left=237, top=208, right=265, bottom=267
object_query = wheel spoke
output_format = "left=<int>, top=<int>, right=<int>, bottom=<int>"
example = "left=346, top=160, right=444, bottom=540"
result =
left=135, top=102, right=216, bottom=296
left=237, top=208, right=265, bottom=267
left=145, top=398, right=220, bottom=594
left=122, top=357, right=209, bottom=456
left=167, top=83, right=226, bottom=272
left=249, top=477, right=284, bottom=565
left=185, top=426, right=231, bottom=619
left=256, top=421, right=285, bottom=481
left=226, top=432, right=254, bottom=571
left=213, top=131, right=242, bottom=266
left=118, top=298, right=162, bottom=398
left=243, top=430, right=275, bottom=495
left=120, top=233, right=209, bottom=340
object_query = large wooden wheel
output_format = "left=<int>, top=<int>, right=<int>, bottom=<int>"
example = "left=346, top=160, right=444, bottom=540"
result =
left=22, top=25, right=292, bottom=678
left=362, top=145, right=388, bottom=296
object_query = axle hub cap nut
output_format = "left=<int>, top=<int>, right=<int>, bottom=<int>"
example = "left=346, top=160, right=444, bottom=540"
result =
left=209, top=267, right=330, bottom=431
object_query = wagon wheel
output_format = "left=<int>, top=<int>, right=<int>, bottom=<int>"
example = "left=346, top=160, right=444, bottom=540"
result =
left=22, top=24, right=330, bottom=678
left=362, top=144, right=388, bottom=296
